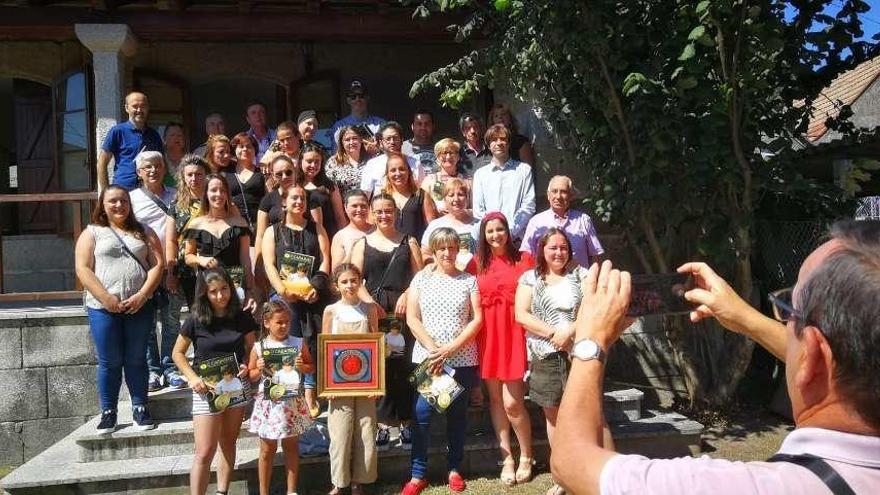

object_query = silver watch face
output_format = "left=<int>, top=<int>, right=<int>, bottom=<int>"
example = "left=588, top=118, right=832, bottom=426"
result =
left=573, top=339, right=600, bottom=359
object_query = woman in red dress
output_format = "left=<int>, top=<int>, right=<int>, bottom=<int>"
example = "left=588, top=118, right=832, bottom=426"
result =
left=475, top=211, right=534, bottom=487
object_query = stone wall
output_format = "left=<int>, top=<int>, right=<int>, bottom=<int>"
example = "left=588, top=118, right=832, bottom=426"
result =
left=0, top=310, right=96, bottom=466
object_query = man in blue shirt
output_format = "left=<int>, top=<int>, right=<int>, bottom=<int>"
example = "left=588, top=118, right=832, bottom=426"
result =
left=245, top=101, right=276, bottom=161
left=329, top=80, right=385, bottom=155
left=97, top=92, right=164, bottom=191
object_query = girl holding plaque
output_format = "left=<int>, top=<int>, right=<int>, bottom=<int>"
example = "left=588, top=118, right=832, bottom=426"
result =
left=321, top=263, right=380, bottom=495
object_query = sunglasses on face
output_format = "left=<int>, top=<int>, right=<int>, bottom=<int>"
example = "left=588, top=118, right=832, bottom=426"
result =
left=348, top=94, right=366, bottom=101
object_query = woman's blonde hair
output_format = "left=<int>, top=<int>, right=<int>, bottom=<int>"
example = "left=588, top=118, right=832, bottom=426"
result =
left=428, top=227, right=460, bottom=256
left=433, top=137, right=461, bottom=157
left=443, top=177, right=469, bottom=198
left=382, top=152, right=418, bottom=195
left=203, top=134, right=231, bottom=173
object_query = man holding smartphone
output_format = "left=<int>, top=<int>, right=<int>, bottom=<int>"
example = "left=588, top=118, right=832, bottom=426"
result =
left=520, top=175, right=603, bottom=267
left=552, top=220, right=880, bottom=495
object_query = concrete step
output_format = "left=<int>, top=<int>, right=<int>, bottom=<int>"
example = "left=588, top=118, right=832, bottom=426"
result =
left=4, top=405, right=702, bottom=495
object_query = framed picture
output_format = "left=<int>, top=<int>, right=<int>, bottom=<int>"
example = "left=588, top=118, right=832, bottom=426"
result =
left=317, top=333, right=386, bottom=398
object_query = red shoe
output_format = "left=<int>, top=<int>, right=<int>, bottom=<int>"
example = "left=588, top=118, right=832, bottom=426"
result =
left=448, top=471, right=467, bottom=492
left=400, top=478, right=429, bottom=495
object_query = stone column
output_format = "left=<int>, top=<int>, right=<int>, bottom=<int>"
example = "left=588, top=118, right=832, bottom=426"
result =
left=74, top=24, right=137, bottom=175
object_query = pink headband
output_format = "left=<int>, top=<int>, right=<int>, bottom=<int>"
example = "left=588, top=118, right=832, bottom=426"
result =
left=482, top=211, right=508, bottom=225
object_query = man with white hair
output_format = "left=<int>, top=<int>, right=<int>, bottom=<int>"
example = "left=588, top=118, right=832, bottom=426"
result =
left=553, top=220, right=880, bottom=495
left=520, top=175, right=603, bottom=267
left=129, top=151, right=184, bottom=391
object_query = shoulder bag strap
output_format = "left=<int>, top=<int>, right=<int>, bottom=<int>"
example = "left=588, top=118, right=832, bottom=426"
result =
left=107, top=226, right=151, bottom=275
left=141, top=186, right=170, bottom=215
left=766, top=453, right=857, bottom=495
left=232, top=173, right=254, bottom=231
left=369, top=236, right=408, bottom=299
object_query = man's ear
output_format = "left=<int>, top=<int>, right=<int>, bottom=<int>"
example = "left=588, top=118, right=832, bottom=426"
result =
left=795, top=326, right=833, bottom=397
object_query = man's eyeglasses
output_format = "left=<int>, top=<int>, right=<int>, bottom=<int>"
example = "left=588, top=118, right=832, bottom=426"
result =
left=382, top=135, right=402, bottom=143
left=768, top=287, right=804, bottom=323
left=274, top=169, right=295, bottom=179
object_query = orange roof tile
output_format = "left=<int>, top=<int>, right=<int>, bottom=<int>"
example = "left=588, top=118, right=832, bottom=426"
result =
left=806, top=56, right=880, bottom=141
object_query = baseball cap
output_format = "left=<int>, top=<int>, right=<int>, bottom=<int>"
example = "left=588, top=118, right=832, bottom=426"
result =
left=348, top=80, right=367, bottom=97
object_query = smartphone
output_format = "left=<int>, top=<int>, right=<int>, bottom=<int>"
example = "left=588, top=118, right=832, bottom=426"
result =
left=626, top=273, right=697, bottom=317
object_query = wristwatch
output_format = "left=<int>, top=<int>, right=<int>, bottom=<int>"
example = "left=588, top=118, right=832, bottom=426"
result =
left=570, top=339, right=606, bottom=363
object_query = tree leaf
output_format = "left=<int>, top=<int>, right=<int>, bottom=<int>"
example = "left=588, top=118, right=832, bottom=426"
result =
left=688, top=25, right=706, bottom=41
left=696, top=0, right=711, bottom=15
left=678, top=43, right=696, bottom=61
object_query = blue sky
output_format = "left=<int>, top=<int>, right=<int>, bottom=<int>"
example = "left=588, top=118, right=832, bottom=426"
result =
left=785, top=0, right=880, bottom=40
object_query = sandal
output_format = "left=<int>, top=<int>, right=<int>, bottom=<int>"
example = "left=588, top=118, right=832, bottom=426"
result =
left=545, top=482, right=566, bottom=495
left=516, top=456, right=535, bottom=484
left=500, top=455, right=517, bottom=486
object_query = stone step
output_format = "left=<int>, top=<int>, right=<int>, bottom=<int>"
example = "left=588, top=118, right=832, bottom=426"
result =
left=3, top=406, right=702, bottom=495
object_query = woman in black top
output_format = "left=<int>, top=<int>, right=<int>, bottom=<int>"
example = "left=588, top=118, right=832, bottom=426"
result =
left=382, top=152, right=435, bottom=241
left=165, top=154, right=208, bottom=306
left=172, top=267, right=257, bottom=495
left=301, top=142, right=347, bottom=239
left=261, top=183, right=331, bottom=418
left=225, top=132, right=266, bottom=245
left=350, top=192, right=423, bottom=448
left=183, top=174, right=257, bottom=313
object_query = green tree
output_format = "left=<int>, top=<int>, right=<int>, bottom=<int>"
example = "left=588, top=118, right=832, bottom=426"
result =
left=408, top=0, right=875, bottom=405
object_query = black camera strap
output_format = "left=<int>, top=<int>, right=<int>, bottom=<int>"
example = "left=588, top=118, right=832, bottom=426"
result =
left=766, top=453, right=856, bottom=495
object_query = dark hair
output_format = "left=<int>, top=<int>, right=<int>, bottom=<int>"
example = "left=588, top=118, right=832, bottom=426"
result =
left=332, top=262, right=363, bottom=285
left=259, top=300, right=291, bottom=340
left=797, top=219, right=880, bottom=430
left=230, top=132, right=259, bottom=153
left=476, top=213, right=519, bottom=273
left=222, top=366, right=235, bottom=376
left=300, top=141, right=334, bottom=192
left=334, top=125, right=366, bottom=165
left=344, top=189, right=369, bottom=206
left=245, top=101, right=267, bottom=114
left=198, top=173, right=232, bottom=216
left=377, top=121, right=404, bottom=140
left=163, top=121, right=184, bottom=139
left=459, top=112, right=483, bottom=131
left=371, top=192, right=396, bottom=210
left=413, top=109, right=434, bottom=121
left=269, top=155, right=306, bottom=191
left=534, top=228, right=573, bottom=279
left=276, top=120, right=299, bottom=136
left=192, top=267, right=242, bottom=326
left=484, top=123, right=511, bottom=145
left=90, top=185, right=146, bottom=241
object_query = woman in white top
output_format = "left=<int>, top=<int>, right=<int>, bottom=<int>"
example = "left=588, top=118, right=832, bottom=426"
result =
left=404, top=227, right=483, bottom=493
left=331, top=190, right=374, bottom=271
left=74, top=185, right=164, bottom=434
left=420, top=138, right=471, bottom=214
left=420, top=178, right=479, bottom=269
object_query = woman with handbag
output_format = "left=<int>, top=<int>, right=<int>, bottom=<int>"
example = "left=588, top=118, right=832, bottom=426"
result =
left=75, top=185, right=165, bottom=434
left=350, top=192, right=423, bottom=450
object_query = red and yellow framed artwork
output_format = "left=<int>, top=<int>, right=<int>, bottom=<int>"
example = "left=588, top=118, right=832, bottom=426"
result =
left=317, top=333, right=386, bottom=398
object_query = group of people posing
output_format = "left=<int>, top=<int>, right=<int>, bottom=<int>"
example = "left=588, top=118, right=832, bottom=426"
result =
left=78, top=80, right=605, bottom=495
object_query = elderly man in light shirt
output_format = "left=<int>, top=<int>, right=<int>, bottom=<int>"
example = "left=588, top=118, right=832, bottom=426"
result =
left=471, top=124, right=535, bottom=242
left=553, top=219, right=880, bottom=495
left=521, top=175, right=603, bottom=267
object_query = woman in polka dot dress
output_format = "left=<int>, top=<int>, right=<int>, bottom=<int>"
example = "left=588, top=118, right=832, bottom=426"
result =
left=402, top=227, right=484, bottom=495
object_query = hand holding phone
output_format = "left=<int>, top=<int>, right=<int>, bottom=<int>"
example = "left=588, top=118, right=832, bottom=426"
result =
left=627, top=273, right=698, bottom=317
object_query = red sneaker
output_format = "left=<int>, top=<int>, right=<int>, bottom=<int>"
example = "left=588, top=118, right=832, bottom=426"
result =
left=448, top=471, right=467, bottom=492
left=400, top=479, right=429, bottom=495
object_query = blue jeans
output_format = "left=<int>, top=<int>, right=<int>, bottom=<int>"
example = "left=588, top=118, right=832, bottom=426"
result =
left=146, top=290, right=183, bottom=377
left=87, top=303, right=154, bottom=411
left=410, top=365, right=478, bottom=479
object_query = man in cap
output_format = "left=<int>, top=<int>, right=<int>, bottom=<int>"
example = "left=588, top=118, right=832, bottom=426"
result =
left=330, top=80, right=385, bottom=154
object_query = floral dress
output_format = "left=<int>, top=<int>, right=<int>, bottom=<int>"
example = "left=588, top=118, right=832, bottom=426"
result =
left=248, top=336, right=313, bottom=439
